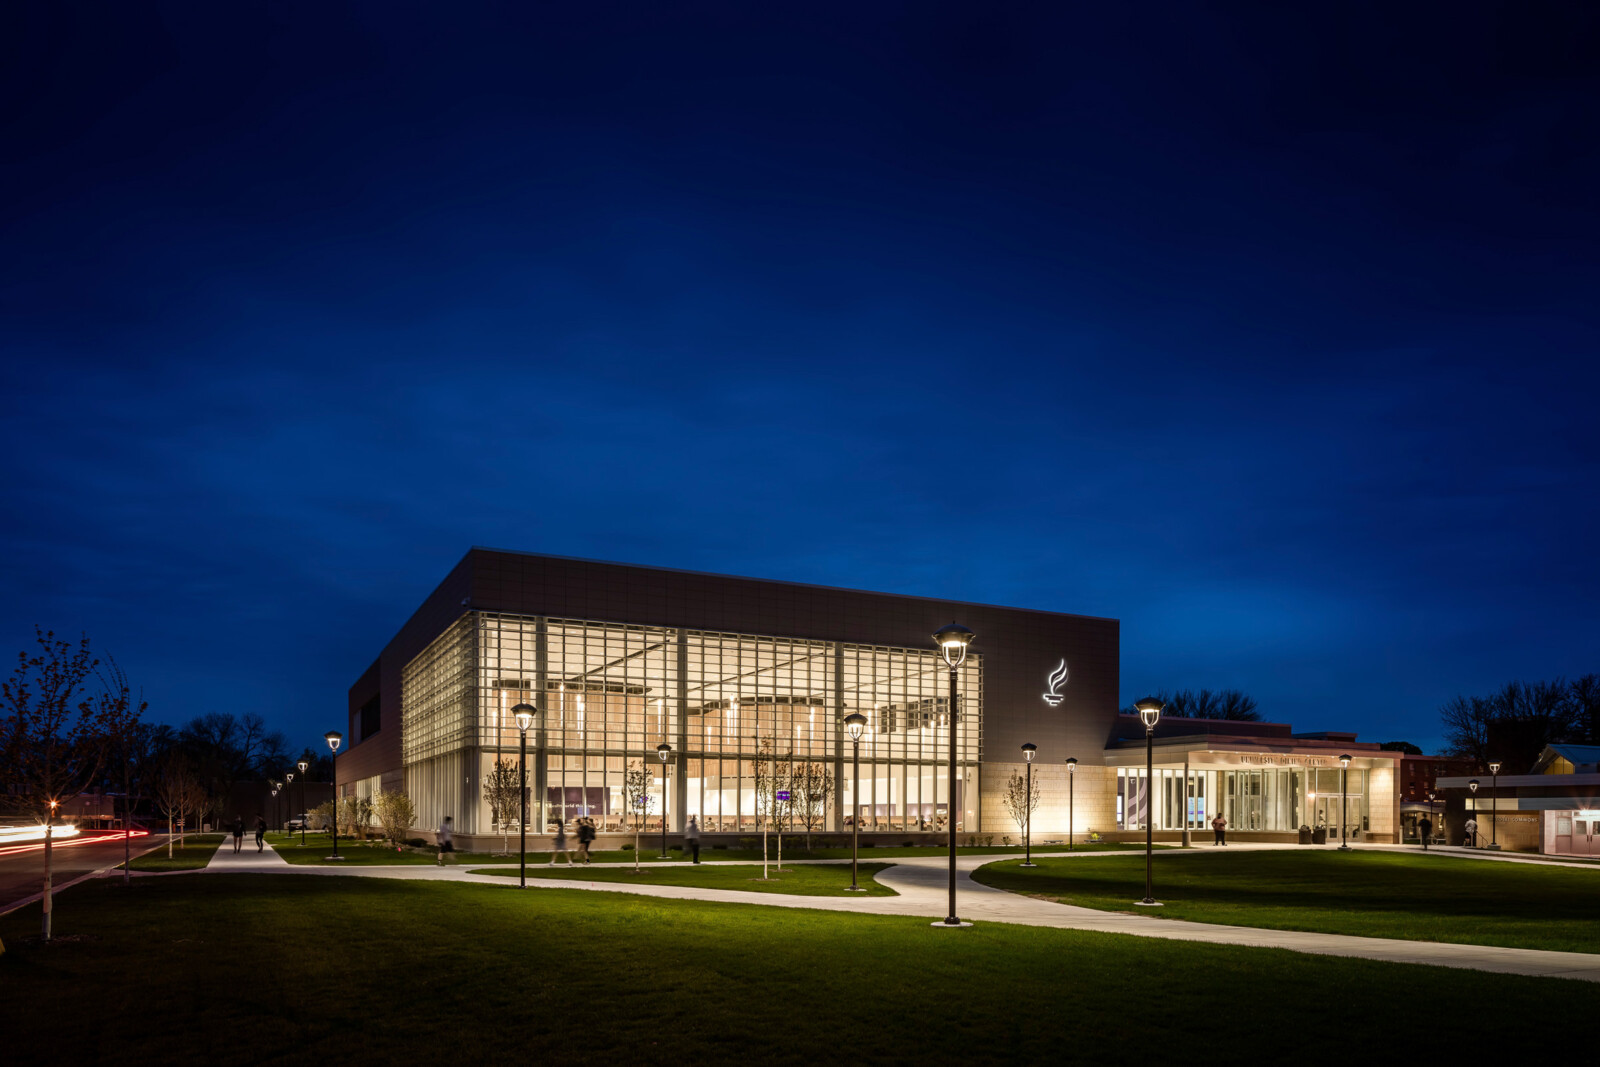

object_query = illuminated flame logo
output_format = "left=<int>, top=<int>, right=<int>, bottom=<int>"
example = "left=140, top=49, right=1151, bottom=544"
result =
left=1042, top=659, right=1068, bottom=706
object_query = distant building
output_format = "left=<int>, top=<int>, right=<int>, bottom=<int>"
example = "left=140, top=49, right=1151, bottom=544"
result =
left=1438, top=744, right=1600, bottom=855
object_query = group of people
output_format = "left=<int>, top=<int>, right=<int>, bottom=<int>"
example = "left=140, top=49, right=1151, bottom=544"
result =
left=547, top=817, right=599, bottom=864
left=229, top=815, right=268, bottom=853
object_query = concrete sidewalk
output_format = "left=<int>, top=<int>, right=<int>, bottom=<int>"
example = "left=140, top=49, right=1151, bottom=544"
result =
left=198, top=848, right=1600, bottom=983
left=205, top=836, right=289, bottom=870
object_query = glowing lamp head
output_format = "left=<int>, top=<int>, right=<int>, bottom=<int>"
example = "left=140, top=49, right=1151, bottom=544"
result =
left=512, top=702, right=537, bottom=732
left=1133, top=697, right=1163, bottom=731
left=1065, top=757, right=1078, bottom=774
left=271, top=789, right=278, bottom=797
left=1021, top=743, right=1037, bottom=763
left=657, top=742, right=671, bottom=764
left=1339, top=754, right=1351, bottom=769
left=1488, top=761, right=1501, bottom=775
left=1468, top=778, right=1479, bottom=793
left=325, top=730, right=342, bottom=753
left=844, top=712, right=867, bottom=742
left=298, top=760, right=309, bottom=774
left=932, top=622, right=975, bottom=668
left=286, top=772, right=294, bottom=783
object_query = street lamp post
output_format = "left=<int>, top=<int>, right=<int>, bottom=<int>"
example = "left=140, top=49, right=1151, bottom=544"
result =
left=1066, top=757, right=1077, bottom=851
left=285, top=771, right=294, bottom=833
left=1487, top=761, right=1502, bottom=850
left=845, top=713, right=867, bottom=891
left=297, top=759, right=309, bottom=845
left=513, top=704, right=537, bottom=888
left=1134, top=697, right=1163, bottom=906
left=933, top=622, right=975, bottom=928
left=1338, top=754, right=1353, bottom=851
left=1468, top=778, right=1480, bottom=846
left=324, top=731, right=343, bottom=859
left=657, top=743, right=672, bottom=859
left=1020, top=744, right=1037, bottom=867
left=1427, top=790, right=1437, bottom=846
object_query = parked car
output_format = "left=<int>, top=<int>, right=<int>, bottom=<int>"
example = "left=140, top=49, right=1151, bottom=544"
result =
left=285, top=813, right=311, bottom=832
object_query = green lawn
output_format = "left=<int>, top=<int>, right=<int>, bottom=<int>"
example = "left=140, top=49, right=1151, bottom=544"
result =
left=121, top=834, right=224, bottom=871
left=470, top=861, right=897, bottom=895
left=2, top=875, right=1594, bottom=1065
left=266, top=831, right=1138, bottom=865
left=971, top=850, right=1600, bottom=953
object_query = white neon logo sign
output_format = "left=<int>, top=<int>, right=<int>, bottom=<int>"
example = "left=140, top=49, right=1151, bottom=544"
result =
left=1042, top=659, right=1068, bottom=706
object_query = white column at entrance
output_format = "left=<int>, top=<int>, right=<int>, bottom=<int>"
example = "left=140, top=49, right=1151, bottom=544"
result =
left=1182, top=755, right=1191, bottom=847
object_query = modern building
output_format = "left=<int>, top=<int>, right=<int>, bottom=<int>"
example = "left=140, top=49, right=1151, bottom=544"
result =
left=336, top=549, right=1400, bottom=848
left=1439, top=744, right=1600, bottom=855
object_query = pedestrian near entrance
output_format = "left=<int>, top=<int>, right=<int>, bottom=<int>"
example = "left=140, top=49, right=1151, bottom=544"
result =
left=1211, top=812, right=1227, bottom=846
left=232, top=816, right=245, bottom=853
left=1465, top=817, right=1479, bottom=848
left=576, top=817, right=596, bottom=863
left=550, top=820, right=573, bottom=864
left=1418, top=815, right=1432, bottom=849
left=254, top=814, right=267, bottom=852
left=437, top=815, right=454, bottom=865
left=685, top=815, right=701, bottom=863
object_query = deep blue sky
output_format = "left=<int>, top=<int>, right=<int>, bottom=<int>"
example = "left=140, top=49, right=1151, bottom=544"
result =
left=4, top=3, right=1597, bottom=755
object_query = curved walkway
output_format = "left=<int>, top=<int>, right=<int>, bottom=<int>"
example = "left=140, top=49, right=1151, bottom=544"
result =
left=159, top=846, right=1600, bottom=983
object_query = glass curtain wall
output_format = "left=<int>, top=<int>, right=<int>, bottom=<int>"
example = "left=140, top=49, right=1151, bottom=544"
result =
left=401, top=612, right=982, bottom=837
left=1116, top=767, right=1370, bottom=834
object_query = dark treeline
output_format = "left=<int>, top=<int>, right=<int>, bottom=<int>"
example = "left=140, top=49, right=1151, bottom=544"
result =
left=1439, top=675, right=1600, bottom=773
left=1120, top=688, right=1262, bottom=722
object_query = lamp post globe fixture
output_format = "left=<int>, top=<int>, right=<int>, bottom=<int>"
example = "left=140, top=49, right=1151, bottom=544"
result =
left=1019, top=744, right=1038, bottom=867
left=844, top=713, right=867, bottom=892
left=1065, top=757, right=1078, bottom=851
left=297, top=759, right=310, bottom=844
left=1337, top=754, right=1353, bottom=850
left=1132, top=697, right=1163, bottom=906
left=324, top=731, right=343, bottom=859
left=932, top=622, right=975, bottom=928
left=1487, top=761, right=1502, bottom=850
left=656, top=743, right=671, bottom=859
left=512, top=703, right=539, bottom=888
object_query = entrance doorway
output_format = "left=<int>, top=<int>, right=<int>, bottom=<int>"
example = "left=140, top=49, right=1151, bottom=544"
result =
left=1554, top=814, right=1600, bottom=856
left=1314, top=794, right=1357, bottom=844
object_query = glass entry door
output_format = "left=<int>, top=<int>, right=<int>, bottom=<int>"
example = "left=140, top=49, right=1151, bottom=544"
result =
left=1315, top=795, right=1356, bottom=843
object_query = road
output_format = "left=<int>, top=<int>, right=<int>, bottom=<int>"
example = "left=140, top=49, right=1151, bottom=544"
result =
left=0, top=832, right=162, bottom=913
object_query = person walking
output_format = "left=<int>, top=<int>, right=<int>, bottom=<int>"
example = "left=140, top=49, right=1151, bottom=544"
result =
left=576, top=817, right=596, bottom=864
left=549, top=820, right=573, bottom=864
left=437, top=815, right=454, bottom=865
left=1211, top=812, right=1227, bottom=846
left=1464, top=817, right=1479, bottom=848
left=1418, top=815, right=1432, bottom=849
left=254, top=814, right=267, bottom=852
left=685, top=815, right=701, bottom=864
left=231, top=816, right=245, bottom=853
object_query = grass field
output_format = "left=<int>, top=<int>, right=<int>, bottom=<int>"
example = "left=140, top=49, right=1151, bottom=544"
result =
left=971, top=850, right=1600, bottom=953
left=2, top=874, right=1594, bottom=1065
left=121, top=834, right=224, bottom=871
left=266, top=831, right=1141, bottom=866
left=470, top=861, right=897, bottom=895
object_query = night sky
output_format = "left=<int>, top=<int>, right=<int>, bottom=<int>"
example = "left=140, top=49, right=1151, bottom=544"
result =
left=4, top=3, right=1597, bottom=755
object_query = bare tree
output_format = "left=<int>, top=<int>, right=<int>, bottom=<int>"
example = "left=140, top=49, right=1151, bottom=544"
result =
left=481, top=758, right=522, bottom=854
left=789, top=758, right=833, bottom=850
left=1002, top=769, right=1040, bottom=838
left=621, top=760, right=652, bottom=872
left=1440, top=694, right=1493, bottom=765
left=0, top=629, right=118, bottom=940
left=97, top=656, right=147, bottom=885
left=1572, top=674, right=1600, bottom=746
left=155, top=753, right=199, bottom=858
left=1124, top=688, right=1261, bottom=721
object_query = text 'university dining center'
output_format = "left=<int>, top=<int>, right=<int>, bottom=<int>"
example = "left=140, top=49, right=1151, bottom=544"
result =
left=335, top=549, right=1400, bottom=848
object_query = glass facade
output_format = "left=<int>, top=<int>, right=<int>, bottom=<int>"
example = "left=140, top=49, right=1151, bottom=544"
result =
left=1116, top=766, right=1371, bottom=836
left=401, top=612, right=982, bottom=836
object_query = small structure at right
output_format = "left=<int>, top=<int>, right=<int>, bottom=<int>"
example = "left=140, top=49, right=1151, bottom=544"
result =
left=1437, top=744, right=1600, bottom=855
